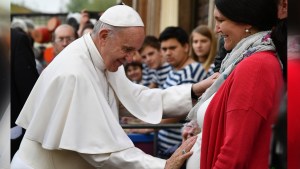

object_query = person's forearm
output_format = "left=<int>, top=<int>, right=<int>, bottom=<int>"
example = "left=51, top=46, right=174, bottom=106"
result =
left=79, top=147, right=166, bottom=169
left=192, top=82, right=206, bottom=98
left=161, top=84, right=193, bottom=118
left=192, top=73, right=220, bottom=97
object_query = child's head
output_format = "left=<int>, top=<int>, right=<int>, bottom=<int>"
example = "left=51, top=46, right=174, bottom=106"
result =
left=139, top=36, right=164, bottom=69
left=189, top=25, right=217, bottom=70
left=124, top=62, right=143, bottom=83
left=159, top=26, right=190, bottom=69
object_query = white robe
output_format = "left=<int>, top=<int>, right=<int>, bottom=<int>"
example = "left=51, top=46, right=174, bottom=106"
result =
left=12, top=34, right=193, bottom=169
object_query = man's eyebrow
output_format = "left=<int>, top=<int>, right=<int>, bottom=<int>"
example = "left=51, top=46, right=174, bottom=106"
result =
left=161, top=46, right=176, bottom=49
left=123, top=46, right=136, bottom=51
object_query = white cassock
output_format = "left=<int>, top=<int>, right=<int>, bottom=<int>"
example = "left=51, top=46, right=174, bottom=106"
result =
left=11, top=34, right=193, bottom=169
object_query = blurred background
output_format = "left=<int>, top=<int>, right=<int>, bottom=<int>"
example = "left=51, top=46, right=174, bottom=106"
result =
left=11, top=0, right=216, bottom=38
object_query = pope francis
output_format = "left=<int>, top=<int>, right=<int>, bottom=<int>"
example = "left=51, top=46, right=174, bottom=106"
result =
left=10, top=4, right=209, bottom=169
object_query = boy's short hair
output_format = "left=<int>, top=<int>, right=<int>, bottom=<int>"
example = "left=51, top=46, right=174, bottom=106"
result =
left=124, top=61, right=143, bottom=73
left=159, top=26, right=189, bottom=46
left=139, top=35, right=160, bottom=53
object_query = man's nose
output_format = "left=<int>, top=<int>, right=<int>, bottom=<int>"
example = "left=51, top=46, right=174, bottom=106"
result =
left=125, top=54, right=133, bottom=63
left=165, top=49, right=172, bottom=56
left=62, top=40, right=69, bottom=47
left=145, top=56, right=152, bottom=63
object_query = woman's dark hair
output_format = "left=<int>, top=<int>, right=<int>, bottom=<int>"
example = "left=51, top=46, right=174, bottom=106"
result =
left=215, top=0, right=286, bottom=81
left=271, top=18, right=287, bottom=82
left=215, top=0, right=277, bottom=31
left=271, top=0, right=287, bottom=82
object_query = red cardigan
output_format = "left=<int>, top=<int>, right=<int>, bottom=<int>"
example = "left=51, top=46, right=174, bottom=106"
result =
left=288, top=57, right=300, bottom=169
left=200, top=51, right=284, bottom=169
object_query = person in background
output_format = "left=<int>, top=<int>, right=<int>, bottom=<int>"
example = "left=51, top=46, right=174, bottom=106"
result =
left=11, top=5, right=212, bottom=169
left=81, top=22, right=94, bottom=36
left=126, top=48, right=156, bottom=88
left=160, top=26, right=211, bottom=89
left=124, top=60, right=143, bottom=84
left=124, top=36, right=172, bottom=134
left=136, top=40, right=157, bottom=89
left=77, top=9, right=92, bottom=37
left=139, top=35, right=172, bottom=89
left=52, top=24, right=77, bottom=57
left=212, top=37, right=230, bottom=72
left=185, top=0, right=286, bottom=167
left=189, top=25, right=217, bottom=73
left=44, top=24, right=77, bottom=65
left=11, top=18, right=45, bottom=74
left=157, top=26, right=210, bottom=158
left=11, top=28, right=39, bottom=160
left=32, top=45, right=46, bottom=74
left=141, top=62, right=156, bottom=87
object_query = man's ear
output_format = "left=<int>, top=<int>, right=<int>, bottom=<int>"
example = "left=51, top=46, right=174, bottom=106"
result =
left=99, top=29, right=110, bottom=41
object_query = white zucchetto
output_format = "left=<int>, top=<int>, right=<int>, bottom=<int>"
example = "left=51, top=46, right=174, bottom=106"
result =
left=99, top=5, right=144, bottom=27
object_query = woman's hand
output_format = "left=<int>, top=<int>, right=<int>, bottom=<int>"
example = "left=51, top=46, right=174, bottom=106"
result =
left=165, top=136, right=197, bottom=169
left=182, top=120, right=201, bottom=142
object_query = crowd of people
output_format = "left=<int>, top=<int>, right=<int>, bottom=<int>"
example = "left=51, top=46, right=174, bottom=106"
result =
left=6, top=0, right=292, bottom=168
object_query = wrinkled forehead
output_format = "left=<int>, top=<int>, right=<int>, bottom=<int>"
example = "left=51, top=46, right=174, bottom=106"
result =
left=116, top=27, right=145, bottom=49
left=55, top=27, right=76, bottom=37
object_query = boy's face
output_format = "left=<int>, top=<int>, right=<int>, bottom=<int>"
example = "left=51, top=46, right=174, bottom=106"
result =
left=126, top=65, right=143, bottom=83
left=140, top=46, right=163, bottom=69
left=160, top=38, right=189, bottom=69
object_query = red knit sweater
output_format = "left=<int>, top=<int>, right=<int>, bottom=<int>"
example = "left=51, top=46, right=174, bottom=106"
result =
left=288, top=57, right=300, bottom=169
left=200, top=51, right=284, bottom=169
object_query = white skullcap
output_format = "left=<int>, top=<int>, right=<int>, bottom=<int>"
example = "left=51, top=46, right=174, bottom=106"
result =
left=99, top=5, right=144, bottom=27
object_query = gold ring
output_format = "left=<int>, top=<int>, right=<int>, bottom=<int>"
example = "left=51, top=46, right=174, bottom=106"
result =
left=182, top=149, right=186, bottom=155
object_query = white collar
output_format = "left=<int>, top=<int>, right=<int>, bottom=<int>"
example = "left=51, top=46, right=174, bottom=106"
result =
left=83, top=33, right=106, bottom=71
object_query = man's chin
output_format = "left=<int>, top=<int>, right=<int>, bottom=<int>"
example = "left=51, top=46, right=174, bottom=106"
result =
left=107, top=65, right=120, bottom=72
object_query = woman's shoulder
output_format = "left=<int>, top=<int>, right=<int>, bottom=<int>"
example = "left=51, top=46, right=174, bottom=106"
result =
left=246, top=51, right=278, bottom=62
left=232, top=51, right=282, bottom=80
left=239, top=51, right=281, bottom=69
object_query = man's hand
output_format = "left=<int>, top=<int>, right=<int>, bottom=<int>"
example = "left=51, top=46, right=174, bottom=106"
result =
left=165, top=136, right=197, bottom=169
left=192, top=72, right=220, bottom=97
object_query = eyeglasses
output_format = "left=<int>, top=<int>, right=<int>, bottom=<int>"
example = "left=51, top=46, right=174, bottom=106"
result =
left=54, top=36, right=75, bottom=43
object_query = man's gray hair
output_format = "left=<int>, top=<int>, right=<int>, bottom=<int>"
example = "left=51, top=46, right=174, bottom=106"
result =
left=91, top=20, right=122, bottom=37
